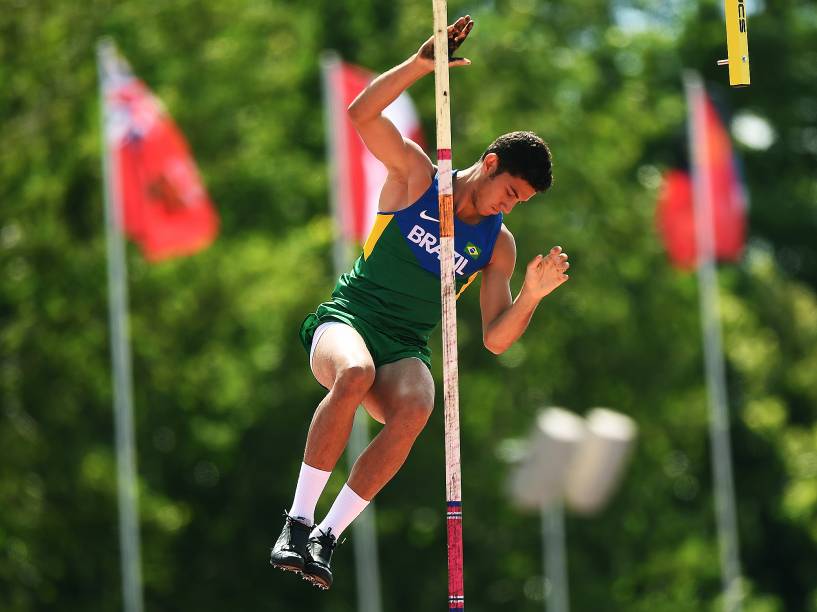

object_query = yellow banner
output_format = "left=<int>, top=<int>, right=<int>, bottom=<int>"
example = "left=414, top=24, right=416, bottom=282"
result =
left=724, top=0, right=751, bottom=86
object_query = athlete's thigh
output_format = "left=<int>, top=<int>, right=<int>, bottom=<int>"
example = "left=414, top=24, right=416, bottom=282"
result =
left=362, top=358, right=435, bottom=425
left=311, top=324, right=375, bottom=389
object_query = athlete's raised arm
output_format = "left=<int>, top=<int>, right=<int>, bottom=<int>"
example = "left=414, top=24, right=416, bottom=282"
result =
left=347, top=15, right=473, bottom=180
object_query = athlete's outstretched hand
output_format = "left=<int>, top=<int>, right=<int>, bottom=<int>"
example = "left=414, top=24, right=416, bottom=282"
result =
left=414, top=15, right=474, bottom=71
left=523, top=246, right=570, bottom=300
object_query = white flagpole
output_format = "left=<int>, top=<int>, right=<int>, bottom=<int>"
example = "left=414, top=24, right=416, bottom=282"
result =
left=320, top=51, right=384, bottom=612
left=543, top=501, right=569, bottom=612
left=97, top=39, right=145, bottom=612
left=321, top=51, right=351, bottom=279
left=684, top=70, right=743, bottom=612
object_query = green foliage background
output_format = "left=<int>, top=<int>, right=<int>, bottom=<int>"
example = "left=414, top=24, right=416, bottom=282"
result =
left=2, top=0, right=817, bottom=610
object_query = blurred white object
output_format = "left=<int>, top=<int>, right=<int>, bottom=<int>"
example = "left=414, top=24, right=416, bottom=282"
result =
left=507, top=407, right=638, bottom=612
left=509, top=408, right=586, bottom=510
left=564, top=408, right=638, bottom=515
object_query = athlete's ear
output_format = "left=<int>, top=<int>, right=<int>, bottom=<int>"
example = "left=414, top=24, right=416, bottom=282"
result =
left=482, top=152, right=499, bottom=176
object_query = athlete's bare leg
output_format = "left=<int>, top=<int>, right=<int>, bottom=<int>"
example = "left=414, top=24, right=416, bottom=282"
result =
left=309, top=330, right=434, bottom=501
left=306, top=325, right=376, bottom=471
left=349, top=358, right=435, bottom=500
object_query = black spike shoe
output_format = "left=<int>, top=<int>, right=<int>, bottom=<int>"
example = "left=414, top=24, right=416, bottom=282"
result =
left=269, top=511, right=312, bottom=575
left=302, top=528, right=339, bottom=590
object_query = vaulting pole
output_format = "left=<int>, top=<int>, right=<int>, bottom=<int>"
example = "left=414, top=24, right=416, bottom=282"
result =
left=431, top=3, right=464, bottom=611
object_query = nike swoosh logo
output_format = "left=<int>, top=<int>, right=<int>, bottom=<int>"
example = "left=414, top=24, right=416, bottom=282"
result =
left=419, top=210, right=440, bottom=223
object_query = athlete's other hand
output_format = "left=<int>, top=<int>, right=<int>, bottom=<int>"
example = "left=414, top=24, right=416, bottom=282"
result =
left=414, top=15, right=474, bottom=72
left=522, top=246, right=569, bottom=300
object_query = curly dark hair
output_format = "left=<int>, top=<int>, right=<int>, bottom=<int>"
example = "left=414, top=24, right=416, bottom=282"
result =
left=480, top=131, right=553, bottom=192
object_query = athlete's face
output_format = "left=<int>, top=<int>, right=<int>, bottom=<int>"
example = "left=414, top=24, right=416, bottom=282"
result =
left=474, top=153, right=537, bottom=216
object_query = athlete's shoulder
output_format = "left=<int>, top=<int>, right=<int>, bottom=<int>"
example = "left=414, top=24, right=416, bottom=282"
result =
left=380, top=146, right=435, bottom=213
left=488, top=224, right=517, bottom=268
left=401, top=139, right=434, bottom=184
left=405, top=138, right=433, bottom=167
left=497, top=224, right=516, bottom=249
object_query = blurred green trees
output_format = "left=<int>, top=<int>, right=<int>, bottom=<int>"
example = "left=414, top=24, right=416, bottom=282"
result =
left=2, top=0, right=816, bottom=611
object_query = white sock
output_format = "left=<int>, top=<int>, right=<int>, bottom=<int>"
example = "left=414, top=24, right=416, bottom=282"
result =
left=312, top=484, right=370, bottom=539
left=288, top=462, right=332, bottom=525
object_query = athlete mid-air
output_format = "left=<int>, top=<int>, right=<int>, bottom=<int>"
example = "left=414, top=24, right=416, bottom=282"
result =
left=270, top=15, right=570, bottom=590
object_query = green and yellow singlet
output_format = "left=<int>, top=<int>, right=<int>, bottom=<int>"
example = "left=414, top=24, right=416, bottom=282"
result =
left=300, top=172, right=503, bottom=367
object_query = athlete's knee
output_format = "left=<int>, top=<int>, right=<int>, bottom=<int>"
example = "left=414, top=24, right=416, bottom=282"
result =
left=391, top=394, right=434, bottom=434
left=332, top=363, right=376, bottom=398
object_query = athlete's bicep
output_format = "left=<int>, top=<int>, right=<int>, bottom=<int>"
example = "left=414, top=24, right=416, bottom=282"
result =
left=351, top=114, right=429, bottom=178
left=479, top=227, right=516, bottom=336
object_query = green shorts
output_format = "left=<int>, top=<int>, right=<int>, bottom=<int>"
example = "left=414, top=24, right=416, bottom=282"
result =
left=299, top=301, right=432, bottom=371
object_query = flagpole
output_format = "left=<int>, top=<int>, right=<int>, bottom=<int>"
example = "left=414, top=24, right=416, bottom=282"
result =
left=97, top=39, right=145, bottom=612
left=543, top=501, right=569, bottom=612
left=684, top=70, right=743, bottom=612
left=321, top=51, right=351, bottom=278
left=320, top=51, right=384, bottom=612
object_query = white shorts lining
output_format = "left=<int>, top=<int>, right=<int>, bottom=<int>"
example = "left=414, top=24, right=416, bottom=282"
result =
left=309, top=321, right=351, bottom=376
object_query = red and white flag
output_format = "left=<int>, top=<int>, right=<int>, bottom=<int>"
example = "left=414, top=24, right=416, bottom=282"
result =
left=100, top=42, right=219, bottom=261
left=322, top=54, right=425, bottom=243
left=656, top=83, right=747, bottom=269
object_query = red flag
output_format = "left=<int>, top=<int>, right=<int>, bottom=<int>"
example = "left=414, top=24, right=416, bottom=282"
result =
left=322, top=55, right=425, bottom=243
left=101, top=43, right=218, bottom=261
left=657, top=86, right=747, bottom=269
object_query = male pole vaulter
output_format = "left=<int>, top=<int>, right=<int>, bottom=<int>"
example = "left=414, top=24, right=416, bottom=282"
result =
left=270, top=15, right=570, bottom=590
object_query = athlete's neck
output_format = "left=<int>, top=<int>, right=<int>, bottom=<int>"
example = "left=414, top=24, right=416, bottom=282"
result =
left=452, top=163, right=485, bottom=225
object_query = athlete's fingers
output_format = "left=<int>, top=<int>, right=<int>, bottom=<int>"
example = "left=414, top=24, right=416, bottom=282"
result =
left=545, top=250, right=562, bottom=266
left=447, top=19, right=465, bottom=44
left=450, top=14, right=469, bottom=29
left=458, top=18, right=474, bottom=42
left=449, top=57, right=472, bottom=67
left=452, top=14, right=472, bottom=32
left=448, top=16, right=474, bottom=56
left=448, top=15, right=471, bottom=33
